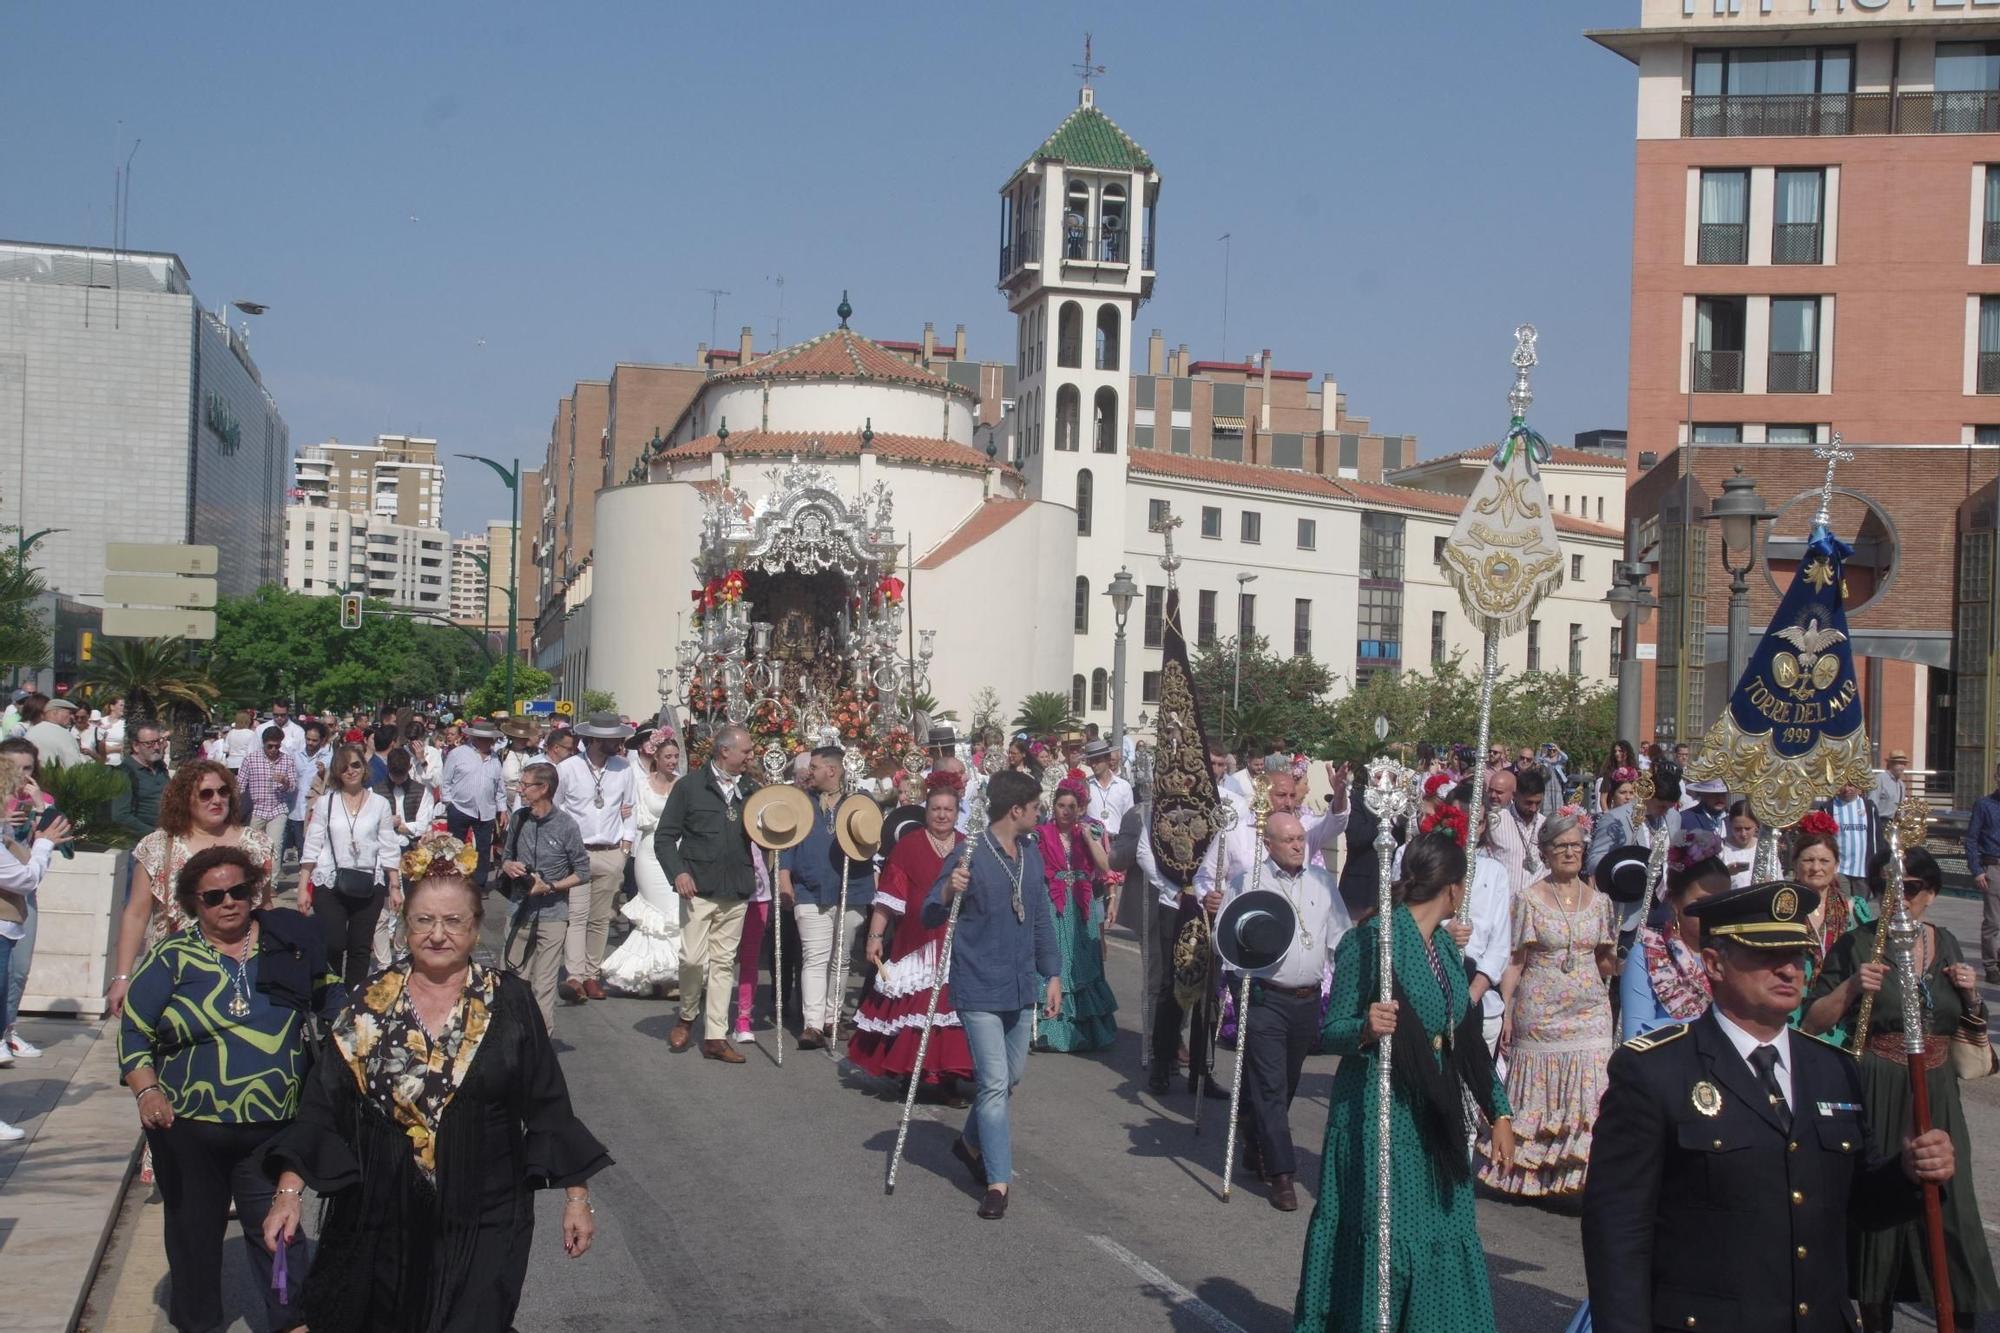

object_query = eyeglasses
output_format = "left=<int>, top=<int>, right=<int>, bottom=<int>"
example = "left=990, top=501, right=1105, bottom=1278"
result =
left=409, top=913, right=474, bottom=935
left=197, top=883, right=256, bottom=908
left=1548, top=841, right=1586, bottom=854
left=195, top=786, right=230, bottom=801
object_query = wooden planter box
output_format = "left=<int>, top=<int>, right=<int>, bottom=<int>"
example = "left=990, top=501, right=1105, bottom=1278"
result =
left=19, top=848, right=128, bottom=1019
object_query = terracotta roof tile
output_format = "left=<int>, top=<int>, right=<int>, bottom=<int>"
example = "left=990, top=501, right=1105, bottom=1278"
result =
left=709, top=327, right=973, bottom=398
left=1339, top=478, right=1620, bottom=538
left=915, top=499, right=1033, bottom=570
left=660, top=429, right=1010, bottom=477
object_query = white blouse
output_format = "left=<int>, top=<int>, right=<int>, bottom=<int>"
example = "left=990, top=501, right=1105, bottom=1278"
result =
left=301, top=789, right=403, bottom=888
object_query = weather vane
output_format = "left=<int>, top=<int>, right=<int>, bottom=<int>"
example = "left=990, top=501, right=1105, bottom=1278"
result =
left=1813, top=432, right=1854, bottom=530
left=1074, top=33, right=1106, bottom=90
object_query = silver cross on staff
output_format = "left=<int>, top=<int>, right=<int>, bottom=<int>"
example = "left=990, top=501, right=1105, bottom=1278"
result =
left=1152, top=510, right=1183, bottom=581
left=1812, top=433, right=1855, bottom=530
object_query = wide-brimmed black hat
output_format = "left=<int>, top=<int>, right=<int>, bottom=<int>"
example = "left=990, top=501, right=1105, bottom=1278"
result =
left=1594, top=845, right=1652, bottom=904
left=880, top=804, right=927, bottom=858
left=1213, top=888, right=1299, bottom=977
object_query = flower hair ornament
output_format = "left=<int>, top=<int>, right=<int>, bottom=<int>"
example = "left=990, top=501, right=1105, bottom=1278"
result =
left=1796, top=810, right=1839, bottom=839
left=1608, top=766, right=1639, bottom=786
left=1668, top=828, right=1725, bottom=873
left=1556, top=804, right=1594, bottom=840
left=1422, top=772, right=1456, bottom=802
left=1418, top=803, right=1469, bottom=848
left=401, top=830, right=481, bottom=883
left=923, top=767, right=966, bottom=799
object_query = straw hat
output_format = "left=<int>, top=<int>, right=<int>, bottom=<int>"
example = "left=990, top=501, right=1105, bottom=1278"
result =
left=499, top=717, right=543, bottom=743
left=743, top=783, right=812, bottom=852
left=834, top=792, right=884, bottom=861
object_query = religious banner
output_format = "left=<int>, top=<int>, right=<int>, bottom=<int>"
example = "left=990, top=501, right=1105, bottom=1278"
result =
left=1149, top=585, right=1224, bottom=886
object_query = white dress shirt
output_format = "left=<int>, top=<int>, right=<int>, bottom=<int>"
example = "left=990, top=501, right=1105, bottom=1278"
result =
left=291, top=744, right=333, bottom=822
left=556, top=752, right=638, bottom=847
left=1710, top=1005, right=1794, bottom=1109
left=441, top=745, right=506, bottom=821
left=1462, top=853, right=1514, bottom=1019
left=300, top=790, right=404, bottom=889
left=1222, top=857, right=1352, bottom=991
left=1135, top=808, right=1181, bottom=910
left=1192, top=788, right=1256, bottom=899
left=1086, top=772, right=1134, bottom=833
left=222, top=726, right=257, bottom=770
left=264, top=718, right=306, bottom=754
left=0, top=836, right=55, bottom=941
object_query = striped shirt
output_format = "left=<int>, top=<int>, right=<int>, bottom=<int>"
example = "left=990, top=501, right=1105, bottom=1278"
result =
left=1831, top=794, right=1871, bottom=877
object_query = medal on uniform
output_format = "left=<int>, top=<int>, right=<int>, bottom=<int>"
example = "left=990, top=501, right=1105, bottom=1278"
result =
left=1690, top=1080, right=1723, bottom=1117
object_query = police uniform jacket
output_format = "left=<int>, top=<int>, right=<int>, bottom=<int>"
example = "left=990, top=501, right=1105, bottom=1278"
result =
left=1581, top=1007, right=1916, bottom=1332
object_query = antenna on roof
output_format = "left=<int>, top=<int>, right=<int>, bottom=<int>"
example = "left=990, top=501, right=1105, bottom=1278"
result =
left=1074, top=33, right=1106, bottom=103
left=767, top=273, right=785, bottom=347
left=697, top=288, right=730, bottom=351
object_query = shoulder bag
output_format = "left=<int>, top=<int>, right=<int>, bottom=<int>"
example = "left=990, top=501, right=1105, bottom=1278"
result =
left=326, top=792, right=378, bottom=900
left=496, top=814, right=533, bottom=901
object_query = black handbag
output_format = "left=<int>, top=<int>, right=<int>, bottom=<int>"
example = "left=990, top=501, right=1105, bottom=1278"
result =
left=326, top=793, right=380, bottom=899
left=495, top=815, right=533, bottom=901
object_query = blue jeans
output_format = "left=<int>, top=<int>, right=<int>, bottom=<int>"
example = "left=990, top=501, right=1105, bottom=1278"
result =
left=960, top=1006, right=1033, bottom=1186
left=4, top=899, right=30, bottom=1029
left=0, top=933, right=18, bottom=1034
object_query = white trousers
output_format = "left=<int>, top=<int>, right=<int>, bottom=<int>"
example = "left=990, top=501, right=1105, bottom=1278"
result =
left=794, top=903, right=866, bottom=1032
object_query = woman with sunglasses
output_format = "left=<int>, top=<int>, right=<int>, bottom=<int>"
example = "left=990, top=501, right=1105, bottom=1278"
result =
left=108, top=760, right=275, bottom=1019
left=300, top=742, right=404, bottom=989
left=118, top=845, right=338, bottom=1333
left=263, top=832, right=610, bottom=1332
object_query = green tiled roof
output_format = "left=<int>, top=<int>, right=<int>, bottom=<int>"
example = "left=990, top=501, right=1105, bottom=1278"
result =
left=1025, top=104, right=1154, bottom=173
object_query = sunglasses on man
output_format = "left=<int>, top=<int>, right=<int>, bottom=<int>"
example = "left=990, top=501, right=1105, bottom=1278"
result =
left=197, top=882, right=257, bottom=908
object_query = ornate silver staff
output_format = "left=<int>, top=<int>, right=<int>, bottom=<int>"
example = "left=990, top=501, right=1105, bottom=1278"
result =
left=1632, top=769, right=1671, bottom=931
left=761, top=742, right=792, bottom=1067
left=825, top=747, right=868, bottom=1059
left=885, top=743, right=1000, bottom=1194
left=1363, top=756, right=1415, bottom=1333
left=1221, top=776, right=1272, bottom=1201
left=1442, top=327, right=1565, bottom=923
left=1191, top=795, right=1239, bottom=1136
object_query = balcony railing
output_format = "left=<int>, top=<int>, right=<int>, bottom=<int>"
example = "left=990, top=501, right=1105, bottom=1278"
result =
left=1772, top=221, right=1823, bottom=264
left=1980, top=351, right=2000, bottom=394
left=998, top=229, right=1041, bottom=282
left=1696, top=221, right=1748, bottom=264
left=1058, top=224, right=1130, bottom=265
left=1693, top=349, right=1745, bottom=393
left=1768, top=350, right=1819, bottom=394
left=1684, top=89, right=2000, bottom=137
left=1983, top=220, right=2000, bottom=265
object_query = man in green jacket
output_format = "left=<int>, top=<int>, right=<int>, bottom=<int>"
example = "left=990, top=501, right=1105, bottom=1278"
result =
left=109, top=724, right=170, bottom=839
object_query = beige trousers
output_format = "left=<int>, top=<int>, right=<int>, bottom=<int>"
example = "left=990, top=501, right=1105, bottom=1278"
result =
left=678, top=894, right=748, bottom=1039
left=504, top=908, right=569, bottom=1035
left=794, top=903, right=867, bottom=1032
left=566, top=848, right=628, bottom=980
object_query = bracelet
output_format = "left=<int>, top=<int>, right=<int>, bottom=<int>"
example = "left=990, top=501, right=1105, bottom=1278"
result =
left=134, top=1085, right=166, bottom=1103
left=564, top=1196, right=594, bottom=1213
left=275, top=1185, right=303, bottom=1197
left=868, top=933, right=885, bottom=942
left=112, top=973, right=130, bottom=983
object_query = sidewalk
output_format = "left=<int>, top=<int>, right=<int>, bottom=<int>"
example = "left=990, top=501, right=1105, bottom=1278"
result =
left=0, top=1016, right=138, bottom=1333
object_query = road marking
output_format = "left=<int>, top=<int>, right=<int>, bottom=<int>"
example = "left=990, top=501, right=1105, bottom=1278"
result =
left=1088, top=1234, right=1248, bottom=1333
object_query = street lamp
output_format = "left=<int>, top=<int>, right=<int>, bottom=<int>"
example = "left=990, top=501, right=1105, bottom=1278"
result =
left=457, top=454, right=522, bottom=715
left=227, top=300, right=269, bottom=345
left=1233, top=571, right=1258, bottom=710
left=1702, top=466, right=1775, bottom=692
left=1104, top=566, right=1140, bottom=749
left=1604, top=560, right=1658, bottom=749
left=17, top=528, right=65, bottom=559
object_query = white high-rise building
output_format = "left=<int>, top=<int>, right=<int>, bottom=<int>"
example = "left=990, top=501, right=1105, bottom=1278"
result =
left=450, top=533, right=490, bottom=625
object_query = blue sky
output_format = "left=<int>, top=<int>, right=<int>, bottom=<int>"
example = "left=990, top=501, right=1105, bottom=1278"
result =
left=4, top=2, right=1639, bottom=535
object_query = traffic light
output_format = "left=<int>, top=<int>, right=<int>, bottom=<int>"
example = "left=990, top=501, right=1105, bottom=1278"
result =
left=79, top=630, right=93, bottom=662
left=340, top=594, right=363, bottom=630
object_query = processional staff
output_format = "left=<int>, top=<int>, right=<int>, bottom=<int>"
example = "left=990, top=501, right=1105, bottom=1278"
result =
left=1219, top=776, right=1271, bottom=1200
left=1363, top=757, right=1415, bottom=1333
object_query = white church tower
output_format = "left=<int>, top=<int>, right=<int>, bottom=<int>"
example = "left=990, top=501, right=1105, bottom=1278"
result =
left=999, top=85, right=1159, bottom=721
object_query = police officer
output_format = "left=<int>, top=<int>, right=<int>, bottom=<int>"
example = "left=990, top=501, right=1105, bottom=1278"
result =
left=1582, top=879, right=1956, bottom=1331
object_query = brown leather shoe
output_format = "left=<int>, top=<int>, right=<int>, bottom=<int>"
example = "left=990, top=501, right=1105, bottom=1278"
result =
left=977, top=1187, right=1009, bottom=1220
left=796, top=1028, right=826, bottom=1050
left=1269, top=1174, right=1299, bottom=1212
left=701, top=1039, right=747, bottom=1064
left=561, top=979, right=589, bottom=1005
left=668, top=1020, right=693, bottom=1052
left=582, top=978, right=608, bottom=1001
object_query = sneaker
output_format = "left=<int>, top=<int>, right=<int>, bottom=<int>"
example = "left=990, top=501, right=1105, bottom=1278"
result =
left=0, top=1121, right=23, bottom=1142
left=732, top=1029, right=754, bottom=1044
left=6, top=1032, right=41, bottom=1059
left=0, top=1049, right=16, bottom=1071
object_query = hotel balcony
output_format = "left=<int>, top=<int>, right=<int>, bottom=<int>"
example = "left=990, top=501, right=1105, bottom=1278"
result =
left=1696, top=222, right=1747, bottom=265
left=1772, top=222, right=1823, bottom=265
left=1692, top=349, right=1745, bottom=394
left=1767, top=350, right=1819, bottom=394
left=1683, top=89, right=2000, bottom=138
left=1980, top=352, right=2000, bottom=395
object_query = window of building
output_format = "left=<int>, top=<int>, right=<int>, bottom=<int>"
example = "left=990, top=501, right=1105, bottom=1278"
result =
left=1358, top=586, right=1402, bottom=663
left=1076, top=469, right=1093, bottom=536
left=1075, top=577, right=1090, bottom=634
left=1697, top=169, right=1749, bottom=263
left=1433, top=535, right=1447, bottom=564
left=1360, top=512, right=1406, bottom=580
left=1694, top=295, right=1747, bottom=392
left=1293, top=598, right=1312, bottom=658
left=1935, top=42, right=2000, bottom=132
left=1688, top=46, right=1854, bottom=137
left=1144, top=584, right=1165, bottom=649
left=1977, top=425, right=2000, bottom=444
left=1198, top=590, right=1218, bottom=647
left=1057, top=301, right=1083, bottom=368
left=1568, top=623, right=1585, bottom=677
left=1431, top=610, right=1447, bottom=665
left=1093, top=386, right=1119, bottom=453
left=1769, top=296, right=1821, bottom=392
left=1171, top=427, right=1192, bottom=454
left=1148, top=498, right=1170, bottom=530
left=1072, top=674, right=1086, bottom=716
left=1201, top=506, right=1222, bottom=539
left=1693, top=422, right=1743, bottom=444
left=1055, top=384, right=1080, bottom=452
left=1985, top=167, right=2000, bottom=264
left=1767, top=424, right=1817, bottom=444
left=1210, top=426, right=1243, bottom=462
left=1597, top=497, right=1605, bottom=521
left=1141, top=670, right=1162, bottom=705
left=1270, top=433, right=1304, bottom=470
left=1237, top=592, right=1256, bottom=643
left=303, top=540, right=315, bottom=551
left=1091, top=668, right=1109, bottom=711
left=1981, top=297, right=2000, bottom=393
left=1570, top=553, right=1584, bottom=581
left=1773, top=169, right=1824, bottom=263
left=1527, top=619, right=1542, bottom=672
left=1095, top=305, right=1121, bottom=370
left=1241, top=511, right=1261, bottom=544
left=1297, top=518, right=1316, bottom=550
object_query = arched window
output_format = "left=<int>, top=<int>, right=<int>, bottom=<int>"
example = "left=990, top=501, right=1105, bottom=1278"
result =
left=1055, top=384, right=1081, bottom=453
left=1093, top=386, right=1119, bottom=454
left=1057, top=301, right=1083, bottom=369
left=1071, top=674, right=1087, bottom=716
left=1100, top=183, right=1127, bottom=262
left=1065, top=178, right=1091, bottom=259
left=1095, top=305, right=1121, bottom=371
left=1076, top=468, right=1093, bottom=536
left=1091, top=668, right=1109, bottom=711
left=1074, top=577, right=1090, bottom=634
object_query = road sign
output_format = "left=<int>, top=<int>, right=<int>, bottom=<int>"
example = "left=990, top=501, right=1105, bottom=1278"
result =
left=104, top=544, right=219, bottom=576
left=340, top=595, right=363, bottom=630
left=102, top=573, right=217, bottom=609
left=516, top=699, right=557, bottom=717
left=554, top=700, right=575, bottom=717
left=101, top=607, right=217, bottom=640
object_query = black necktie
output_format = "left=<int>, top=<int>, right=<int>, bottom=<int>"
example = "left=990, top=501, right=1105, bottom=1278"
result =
left=1748, top=1044, right=1791, bottom=1129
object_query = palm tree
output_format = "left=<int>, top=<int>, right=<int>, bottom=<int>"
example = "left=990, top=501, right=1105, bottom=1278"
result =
left=0, top=543, right=48, bottom=669
left=82, top=637, right=219, bottom=728
left=1225, top=700, right=1287, bottom=756
left=1012, top=690, right=1076, bottom=737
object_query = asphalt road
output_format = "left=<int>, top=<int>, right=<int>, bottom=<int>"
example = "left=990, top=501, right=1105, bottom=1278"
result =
left=88, top=895, right=2000, bottom=1331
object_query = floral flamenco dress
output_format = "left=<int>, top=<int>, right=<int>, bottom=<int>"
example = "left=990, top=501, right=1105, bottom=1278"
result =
left=1476, top=882, right=1616, bottom=1198
left=1033, top=819, right=1117, bottom=1052
left=846, top=828, right=974, bottom=1085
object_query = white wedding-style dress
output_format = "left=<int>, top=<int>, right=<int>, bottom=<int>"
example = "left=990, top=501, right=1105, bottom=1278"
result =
left=600, top=774, right=682, bottom=993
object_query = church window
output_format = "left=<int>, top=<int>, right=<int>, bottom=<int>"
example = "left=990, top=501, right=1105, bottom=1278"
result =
left=1091, top=668, right=1109, bottom=711
left=1058, top=302, right=1083, bottom=369
left=1065, top=179, right=1091, bottom=260
left=1095, top=306, right=1121, bottom=371
left=1100, top=183, right=1127, bottom=262
left=1093, top=386, right=1119, bottom=454
left=1076, top=469, right=1094, bottom=536
left=1072, top=674, right=1087, bottom=716
left=1075, top=577, right=1090, bottom=634
left=1056, top=385, right=1081, bottom=452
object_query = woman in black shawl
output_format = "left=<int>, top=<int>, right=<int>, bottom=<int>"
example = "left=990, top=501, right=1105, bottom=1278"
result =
left=261, top=832, right=610, bottom=1331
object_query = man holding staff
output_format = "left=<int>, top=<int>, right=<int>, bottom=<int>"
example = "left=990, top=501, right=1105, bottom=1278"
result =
left=658, top=724, right=761, bottom=1064
left=778, top=746, right=875, bottom=1049
left=924, top=769, right=1061, bottom=1220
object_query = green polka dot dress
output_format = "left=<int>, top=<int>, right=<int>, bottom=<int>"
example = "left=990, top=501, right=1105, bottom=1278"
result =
left=1293, top=907, right=1510, bottom=1332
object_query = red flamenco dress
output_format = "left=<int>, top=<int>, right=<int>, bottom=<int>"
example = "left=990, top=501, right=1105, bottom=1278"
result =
left=846, top=826, right=975, bottom=1085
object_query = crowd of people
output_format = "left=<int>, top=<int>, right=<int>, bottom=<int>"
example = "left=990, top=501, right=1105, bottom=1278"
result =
left=7, top=672, right=1997, bottom=1329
